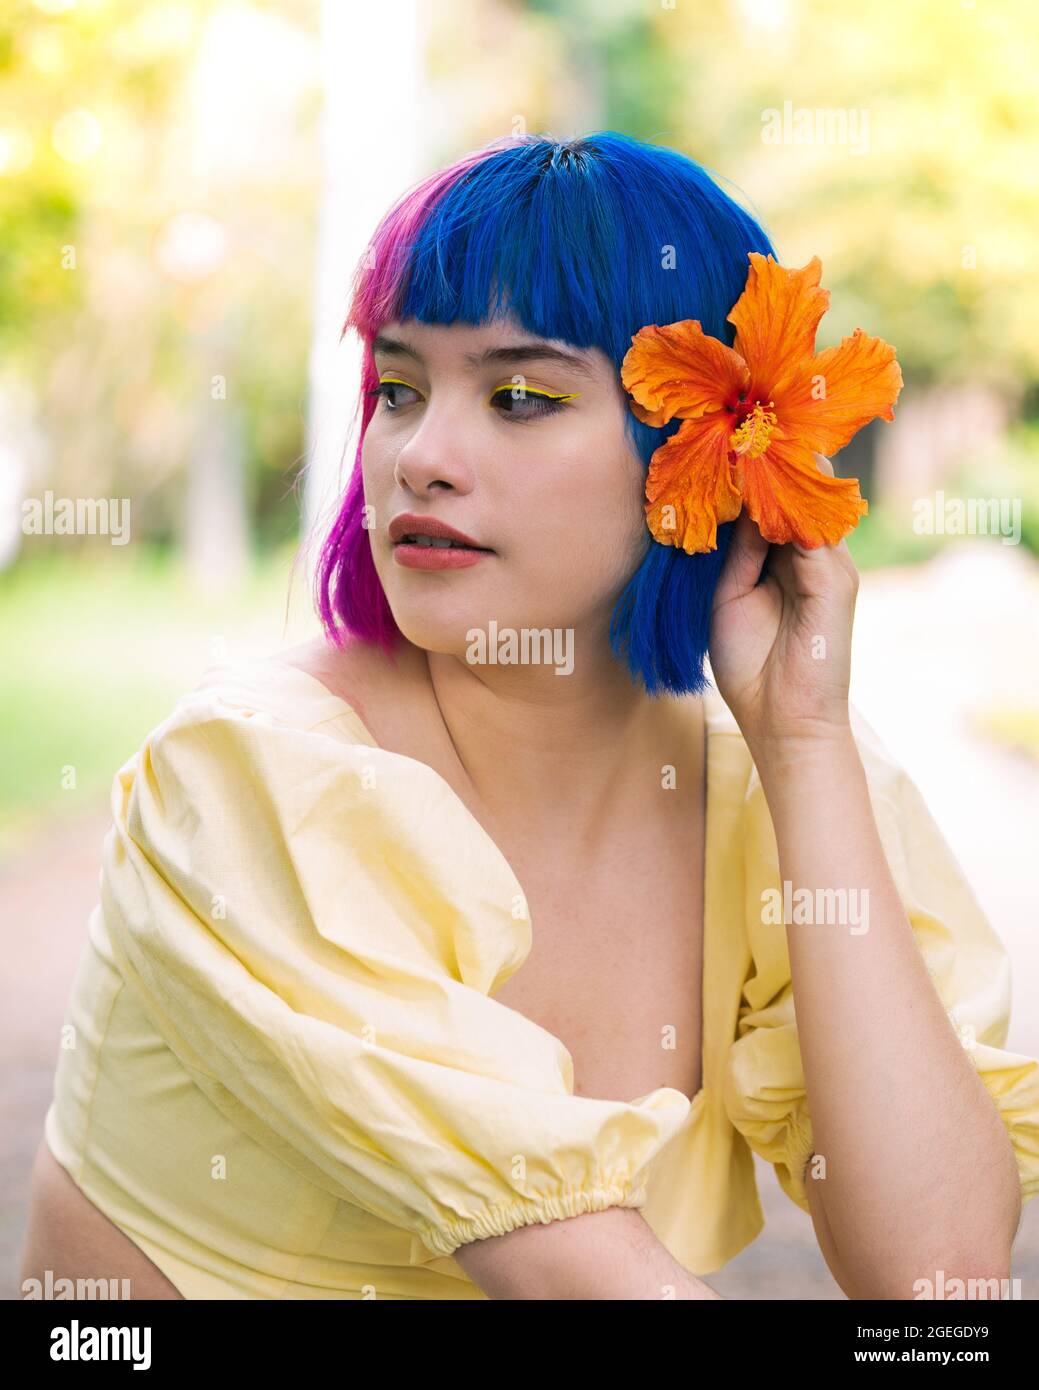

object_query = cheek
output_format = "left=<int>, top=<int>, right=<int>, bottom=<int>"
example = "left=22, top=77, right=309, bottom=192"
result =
left=549, top=432, right=647, bottom=557
left=360, top=431, right=400, bottom=521
left=360, top=429, right=387, bottom=486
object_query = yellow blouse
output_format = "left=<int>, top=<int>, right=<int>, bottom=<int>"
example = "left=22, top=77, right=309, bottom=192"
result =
left=44, top=653, right=1039, bottom=1299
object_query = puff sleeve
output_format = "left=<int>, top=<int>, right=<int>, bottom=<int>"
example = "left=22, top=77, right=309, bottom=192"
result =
left=722, top=704, right=1039, bottom=1216
left=99, top=688, right=692, bottom=1260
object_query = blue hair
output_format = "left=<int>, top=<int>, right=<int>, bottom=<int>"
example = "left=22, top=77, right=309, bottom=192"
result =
left=320, top=130, right=777, bottom=696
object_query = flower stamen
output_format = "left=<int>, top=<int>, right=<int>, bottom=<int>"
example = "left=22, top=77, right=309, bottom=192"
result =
left=729, top=399, right=777, bottom=459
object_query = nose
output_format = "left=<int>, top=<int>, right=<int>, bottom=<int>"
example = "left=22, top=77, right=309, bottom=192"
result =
left=392, top=397, right=476, bottom=496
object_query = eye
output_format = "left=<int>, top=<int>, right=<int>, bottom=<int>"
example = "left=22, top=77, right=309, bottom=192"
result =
left=366, top=378, right=421, bottom=411
left=490, top=384, right=577, bottom=420
left=365, top=377, right=577, bottom=420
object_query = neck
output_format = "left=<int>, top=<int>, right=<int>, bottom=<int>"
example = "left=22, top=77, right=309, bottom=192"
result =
left=422, top=629, right=698, bottom=849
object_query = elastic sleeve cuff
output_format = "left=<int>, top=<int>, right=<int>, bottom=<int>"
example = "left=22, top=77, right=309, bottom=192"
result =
left=962, top=1040, right=1039, bottom=1206
left=774, top=1111, right=815, bottom=1215
left=419, top=1179, right=649, bottom=1258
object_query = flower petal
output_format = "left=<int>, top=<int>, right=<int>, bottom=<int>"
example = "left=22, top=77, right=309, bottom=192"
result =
left=739, top=436, right=868, bottom=549
left=629, top=398, right=671, bottom=429
left=772, top=328, right=903, bottom=456
left=622, top=320, right=750, bottom=427
left=727, top=253, right=829, bottom=392
left=644, top=413, right=743, bottom=553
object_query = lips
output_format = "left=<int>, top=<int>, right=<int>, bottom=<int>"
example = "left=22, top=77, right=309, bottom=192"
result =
left=397, top=535, right=489, bottom=551
left=388, top=513, right=492, bottom=550
left=393, top=542, right=491, bottom=571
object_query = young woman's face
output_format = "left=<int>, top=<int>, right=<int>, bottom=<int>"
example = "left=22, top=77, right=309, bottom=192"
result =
left=363, top=314, right=649, bottom=657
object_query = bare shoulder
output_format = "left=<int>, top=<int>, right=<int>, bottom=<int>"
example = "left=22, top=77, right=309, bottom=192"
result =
left=279, top=634, right=428, bottom=737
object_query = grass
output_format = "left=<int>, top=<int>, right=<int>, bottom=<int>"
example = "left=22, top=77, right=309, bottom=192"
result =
left=0, top=543, right=320, bottom=859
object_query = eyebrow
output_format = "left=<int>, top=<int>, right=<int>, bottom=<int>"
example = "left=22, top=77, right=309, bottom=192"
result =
left=371, top=333, right=598, bottom=381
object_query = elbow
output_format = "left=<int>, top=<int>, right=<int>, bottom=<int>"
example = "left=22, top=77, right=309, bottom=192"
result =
left=848, top=1246, right=1015, bottom=1301
left=848, top=1153, right=1022, bottom=1300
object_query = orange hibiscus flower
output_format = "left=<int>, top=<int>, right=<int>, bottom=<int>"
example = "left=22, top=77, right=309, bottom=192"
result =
left=620, top=252, right=903, bottom=553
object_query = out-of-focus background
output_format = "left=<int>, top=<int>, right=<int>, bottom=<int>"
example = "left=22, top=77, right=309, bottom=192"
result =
left=3, top=0, right=1038, bottom=1300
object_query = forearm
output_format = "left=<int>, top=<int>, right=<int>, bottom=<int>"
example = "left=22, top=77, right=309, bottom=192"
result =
left=751, top=732, right=1021, bottom=1299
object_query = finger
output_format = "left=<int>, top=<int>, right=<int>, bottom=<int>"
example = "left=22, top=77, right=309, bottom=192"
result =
left=716, top=508, right=770, bottom=603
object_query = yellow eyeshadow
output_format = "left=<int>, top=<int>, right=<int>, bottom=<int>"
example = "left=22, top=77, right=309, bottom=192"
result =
left=487, top=384, right=580, bottom=404
left=374, top=377, right=580, bottom=404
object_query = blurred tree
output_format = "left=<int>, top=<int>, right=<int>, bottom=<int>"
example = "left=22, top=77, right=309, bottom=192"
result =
left=651, top=0, right=1039, bottom=388
left=1, top=0, right=320, bottom=581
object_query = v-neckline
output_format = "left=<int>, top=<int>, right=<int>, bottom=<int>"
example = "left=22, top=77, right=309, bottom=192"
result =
left=260, top=652, right=716, bottom=1116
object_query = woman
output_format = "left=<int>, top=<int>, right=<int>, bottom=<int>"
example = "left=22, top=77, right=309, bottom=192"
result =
left=21, top=132, right=1039, bottom=1301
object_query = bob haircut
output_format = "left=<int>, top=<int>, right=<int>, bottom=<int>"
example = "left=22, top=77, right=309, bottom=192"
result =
left=314, top=130, right=776, bottom=697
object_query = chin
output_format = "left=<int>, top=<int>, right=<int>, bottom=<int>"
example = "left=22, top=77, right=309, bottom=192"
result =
left=388, top=601, right=495, bottom=660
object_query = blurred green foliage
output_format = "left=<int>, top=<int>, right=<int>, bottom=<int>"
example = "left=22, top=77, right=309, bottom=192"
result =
left=0, top=543, right=316, bottom=857
left=1, top=0, right=319, bottom=558
left=955, top=419, right=1039, bottom=557
left=445, top=0, right=1039, bottom=384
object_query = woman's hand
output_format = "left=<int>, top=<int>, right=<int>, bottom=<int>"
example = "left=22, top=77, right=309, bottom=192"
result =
left=707, top=452, right=860, bottom=759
